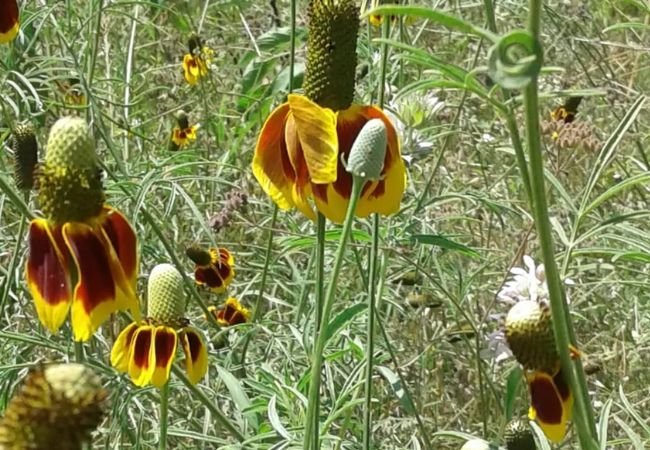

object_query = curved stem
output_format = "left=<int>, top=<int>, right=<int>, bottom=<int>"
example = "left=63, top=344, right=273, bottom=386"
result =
left=303, top=178, right=364, bottom=450
left=523, top=1, right=598, bottom=448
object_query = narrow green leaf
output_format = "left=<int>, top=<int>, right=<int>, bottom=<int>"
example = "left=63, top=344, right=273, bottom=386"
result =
left=598, top=398, right=613, bottom=450
left=216, top=365, right=259, bottom=432
left=504, top=366, right=523, bottom=421
left=366, top=5, right=498, bottom=42
left=376, top=366, right=417, bottom=415
left=582, top=173, right=650, bottom=218
left=324, top=303, right=366, bottom=343
left=411, top=234, right=480, bottom=258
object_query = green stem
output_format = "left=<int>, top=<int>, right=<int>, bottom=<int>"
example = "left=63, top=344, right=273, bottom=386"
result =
left=303, top=178, right=365, bottom=450
left=174, top=367, right=245, bottom=442
left=523, top=1, right=598, bottom=447
left=311, top=213, right=327, bottom=449
left=159, top=382, right=170, bottom=450
left=362, top=213, right=379, bottom=449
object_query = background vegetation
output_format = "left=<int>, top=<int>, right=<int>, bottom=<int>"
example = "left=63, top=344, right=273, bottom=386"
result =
left=1, top=0, right=649, bottom=448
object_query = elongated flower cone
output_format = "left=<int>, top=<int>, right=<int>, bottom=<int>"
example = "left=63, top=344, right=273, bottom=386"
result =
left=505, top=300, right=559, bottom=373
left=147, top=263, right=186, bottom=323
left=252, top=0, right=406, bottom=223
left=0, top=364, right=107, bottom=450
left=10, top=122, right=39, bottom=190
left=26, top=117, right=139, bottom=341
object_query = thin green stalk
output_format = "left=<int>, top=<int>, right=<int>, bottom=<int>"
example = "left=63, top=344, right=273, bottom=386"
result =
left=362, top=214, right=380, bottom=450
left=173, top=367, right=245, bottom=442
left=159, top=382, right=170, bottom=450
left=303, top=179, right=365, bottom=450
left=523, top=1, right=598, bottom=447
left=311, top=213, right=327, bottom=450
left=363, top=15, right=390, bottom=448
left=0, top=193, right=28, bottom=319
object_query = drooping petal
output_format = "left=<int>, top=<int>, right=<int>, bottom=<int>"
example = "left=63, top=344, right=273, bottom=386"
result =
left=215, top=297, right=250, bottom=327
left=285, top=113, right=317, bottom=220
left=150, top=326, right=178, bottom=388
left=527, top=369, right=573, bottom=443
left=110, top=322, right=139, bottom=373
left=194, top=248, right=234, bottom=293
left=63, top=222, right=122, bottom=341
left=0, top=0, right=19, bottom=44
left=287, top=94, right=338, bottom=184
left=183, top=54, right=198, bottom=85
left=25, top=220, right=72, bottom=334
left=252, top=103, right=296, bottom=210
left=127, top=325, right=155, bottom=387
left=101, top=207, right=138, bottom=294
left=180, top=327, right=208, bottom=385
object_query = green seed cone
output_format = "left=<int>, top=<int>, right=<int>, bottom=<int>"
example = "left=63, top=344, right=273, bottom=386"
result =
left=147, top=263, right=186, bottom=323
left=505, top=300, right=559, bottom=372
left=186, top=245, right=212, bottom=266
left=10, top=123, right=39, bottom=191
left=37, top=117, right=104, bottom=224
left=346, top=118, right=387, bottom=180
left=303, top=0, right=359, bottom=111
left=504, top=419, right=536, bottom=450
left=0, top=364, right=107, bottom=450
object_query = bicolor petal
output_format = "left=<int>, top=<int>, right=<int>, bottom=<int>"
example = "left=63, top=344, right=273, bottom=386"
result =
left=128, top=325, right=155, bottom=387
left=252, top=103, right=295, bottom=210
left=194, top=248, right=235, bottom=293
left=64, top=222, right=122, bottom=341
left=287, top=94, right=338, bottom=184
left=181, top=327, right=208, bottom=385
left=102, top=207, right=138, bottom=295
left=0, top=0, right=19, bottom=44
left=110, top=322, right=139, bottom=373
left=527, top=369, right=573, bottom=443
left=25, top=220, right=72, bottom=334
left=150, top=326, right=178, bottom=388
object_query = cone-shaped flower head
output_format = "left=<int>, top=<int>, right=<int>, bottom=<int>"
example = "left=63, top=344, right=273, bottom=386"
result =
left=252, top=0, right=406, bottom=224
left=25, top=117, right=140, bottom=341
left=346, top=118, right=387, bottom=180
left=10, top=122, right=39, bottom=190
left=186, top=245, right=235, bottom=293
left=505, top=300, right=559, bottom=373
left=504, top=418, right=536, bottom=450
left=0, top=1, right=19, bottom=44
left=526, top=369, right=573, bottom=443
left=208, top=297, right=250, bottom=327
left=111, top=264, right=208, bottom=388
left=0, top=363, right=107, bottom=450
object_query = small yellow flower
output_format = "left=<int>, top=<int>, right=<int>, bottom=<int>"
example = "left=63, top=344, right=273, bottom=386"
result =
left=111, top=264, right=209, bottom=387
left=171, top=125, right=199, bottom=148
left=186, top=246, right=235, bottom=293
left=208, top=297, right=251, bottom=327
left=182, top=46, right=212, bottom=86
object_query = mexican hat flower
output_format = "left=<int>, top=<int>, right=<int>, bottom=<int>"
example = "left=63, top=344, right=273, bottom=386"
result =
left=25, top=117, right=139, bottom=342
left=182, top=34, right=212, bottom=86
left=0, top=363, right=107, bottom=450
left=169, top=110, right=199, bottom=151
left=186, top=245, right=235, bottom=293
left=208, top=297, right=250, bottom=327
left=504, top=300, right=574, bottom=442
left=0, top=0, right=19, bottom=44
left=111, top=264, right=208, bottom=387
left=252, top=0, right=406, bottom=224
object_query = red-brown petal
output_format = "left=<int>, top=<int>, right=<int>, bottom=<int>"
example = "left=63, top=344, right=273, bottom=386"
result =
left=0, top=1, right=19, bottom=43
left=529, top=373, right=563, bottom=425
left=25, top=220, right=72, bottom=334
left=102, top=207, right=138, bottom=288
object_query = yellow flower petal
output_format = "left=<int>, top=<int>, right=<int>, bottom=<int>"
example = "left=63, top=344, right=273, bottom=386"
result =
left=181, top=327, right=208, bottom=385
left=150, top=326, right=178, bottom=388
left=111, top=322, right=139, bottom=373
left=287, top=94, right=338, bottom=184
left=128, top=325, right=156, bottom=387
